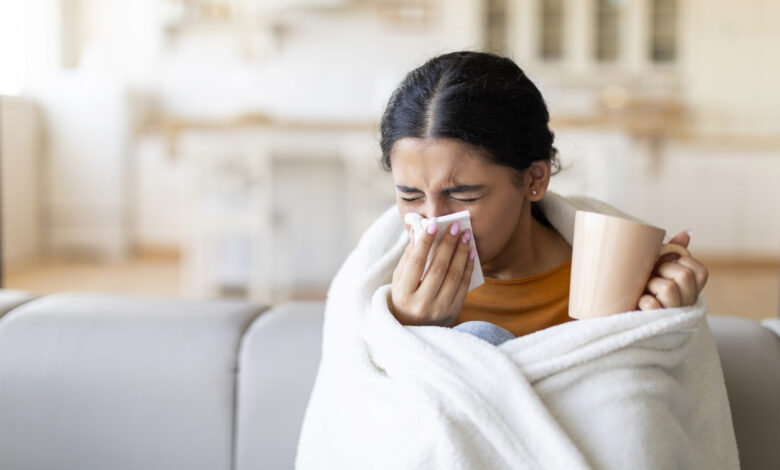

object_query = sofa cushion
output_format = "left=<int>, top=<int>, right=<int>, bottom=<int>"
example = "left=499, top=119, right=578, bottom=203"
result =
left=234, top=301, right=324, bottom=470
left=708, top=315, right=780, bottom=470
left=0, top=292, right=264, bottom=470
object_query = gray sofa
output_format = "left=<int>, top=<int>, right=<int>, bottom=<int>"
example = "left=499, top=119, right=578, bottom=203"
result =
left=0, top=288, right=778, bottom=469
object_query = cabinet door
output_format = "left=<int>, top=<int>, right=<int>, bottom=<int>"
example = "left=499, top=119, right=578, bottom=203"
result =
left=37, top=71, right=131, bottom=259
left=272, top=157, right=349, bottom=290
left=0, top=97, right=43, bottom=269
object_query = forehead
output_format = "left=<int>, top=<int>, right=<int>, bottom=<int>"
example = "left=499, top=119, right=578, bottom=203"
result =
left=390, top=137, right=503, bottom=184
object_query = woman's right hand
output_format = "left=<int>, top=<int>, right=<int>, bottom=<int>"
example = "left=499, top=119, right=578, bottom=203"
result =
left=390, top=219, right=476, bottom=327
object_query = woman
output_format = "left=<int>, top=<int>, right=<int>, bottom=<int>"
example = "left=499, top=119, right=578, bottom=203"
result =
left=296, top=51, right=736, bottom=470
left=381, top=51, right=708, bottom=344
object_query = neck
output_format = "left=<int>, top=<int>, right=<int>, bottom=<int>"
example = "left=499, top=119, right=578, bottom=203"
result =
left=481, top=205, right=571, bottom=279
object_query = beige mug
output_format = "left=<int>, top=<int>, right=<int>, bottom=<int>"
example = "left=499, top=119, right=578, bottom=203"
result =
left=568, top=211, right=689, bottom=319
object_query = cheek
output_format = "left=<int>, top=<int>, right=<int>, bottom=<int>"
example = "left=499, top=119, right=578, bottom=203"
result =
left=470, top=216, right=501, bottom=258
left=471, top=200, right=522, bottom=258
left=472, top=222, right=501, bottom=260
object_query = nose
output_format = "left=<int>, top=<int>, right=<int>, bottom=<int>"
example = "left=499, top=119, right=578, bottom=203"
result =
left=421, top=199, right=451, bottom=219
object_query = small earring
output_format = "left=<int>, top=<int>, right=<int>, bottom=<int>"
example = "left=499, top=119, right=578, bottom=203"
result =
left=532, top=189, right=538, bottom=196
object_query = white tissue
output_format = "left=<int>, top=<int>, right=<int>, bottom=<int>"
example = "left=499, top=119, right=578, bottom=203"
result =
left=404, top=210, right=485, bottom=292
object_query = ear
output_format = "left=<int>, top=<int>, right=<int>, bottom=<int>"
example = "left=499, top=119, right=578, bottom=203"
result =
left=526, top=160, right=551, bottom=201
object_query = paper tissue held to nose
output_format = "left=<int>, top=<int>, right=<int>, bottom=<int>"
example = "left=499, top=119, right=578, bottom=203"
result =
left=404, top=210, right=485, bottom=292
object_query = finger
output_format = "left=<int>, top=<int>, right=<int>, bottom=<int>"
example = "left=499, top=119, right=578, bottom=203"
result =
left=656, top=261, right=698, bottom=306
left=668, top=230, right=691, bottom=249
left=659, top=243, right=691, bottom=258
left=400, top=230, right=415, bottom=263
left=445, top=249, right=476, bottom=327
left=418, top=221, right=462, bottom=297
left=675, top=256, right=709, bottom=292
left=398, top=218, right=438, bottom=293
left=655, top=243, right=692, bottom=269
left=638, top=294, right=663, bottom=311
left=433, top=228, right=472, bottom=308
left=646, top=276, right=682, bottom=308
left=456, top=247, right=476, bottom=301
left=393, top=237, right=415, bottom=284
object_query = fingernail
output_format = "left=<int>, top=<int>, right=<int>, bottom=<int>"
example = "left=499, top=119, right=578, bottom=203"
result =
left=449, top=221, right=460, bottom=236
left=427, top=219, right=437, bottom=235
left=461, top=229, right=471, bottom=244
left=685, top=229, right=693, bottom=239
left=469, top=248, right=475, bottom=260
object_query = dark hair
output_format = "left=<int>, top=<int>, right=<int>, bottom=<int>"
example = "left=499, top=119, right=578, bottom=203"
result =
left=379, top=51, right=559, bottom=177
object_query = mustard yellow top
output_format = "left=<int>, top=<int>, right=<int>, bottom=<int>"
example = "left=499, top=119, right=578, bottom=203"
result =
left=455, top=259, right=574, bottom=337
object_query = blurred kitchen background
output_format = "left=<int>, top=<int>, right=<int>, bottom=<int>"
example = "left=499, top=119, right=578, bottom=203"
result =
left=1, top=0, right=778, bottom=319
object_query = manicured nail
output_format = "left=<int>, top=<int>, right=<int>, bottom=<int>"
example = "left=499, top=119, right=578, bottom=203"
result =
left=427, top=219, right=437, bottom=235
left=461, top=229, right=471, bottom=244
left=685, top=229, right=693, bottom=239
left=469, top=248, right=475, bottom=260
left=450, top=221, right=460, bottom=236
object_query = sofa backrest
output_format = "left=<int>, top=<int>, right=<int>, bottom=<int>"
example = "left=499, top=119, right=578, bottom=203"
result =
left=709, top=315, right=780, bottom=470
left=0, top=288, right=38, bottom=319
left=0, top=292, right=263, bottom=470
left=2, top=290, right=778, bottom=470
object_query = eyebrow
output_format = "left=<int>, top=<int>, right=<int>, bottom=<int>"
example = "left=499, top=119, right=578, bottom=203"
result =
left=396, top=184, right=486, bottom=194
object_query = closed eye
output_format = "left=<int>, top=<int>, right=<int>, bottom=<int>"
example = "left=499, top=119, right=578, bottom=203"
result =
left=396, top=184, right=485, bottom=203
left=397, top=185, right=423, bottom=202
left=452, top=196, right=480, bottom=202
left=446, top=185, right=485, bottom=202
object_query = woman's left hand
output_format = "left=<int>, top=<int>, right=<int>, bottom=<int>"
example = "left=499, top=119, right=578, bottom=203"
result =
left=638, top=231, right=709, bottom=310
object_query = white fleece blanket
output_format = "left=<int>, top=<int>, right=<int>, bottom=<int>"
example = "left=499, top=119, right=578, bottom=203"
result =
left=296, top=192, right=739, bottom=470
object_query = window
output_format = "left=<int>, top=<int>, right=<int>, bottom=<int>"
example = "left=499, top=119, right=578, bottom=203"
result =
left=650, top=0, right=677, bottom=63
left=539, top=0, right=564, bottom=60
left=595, top=0, right=622, bottom=62
left=0, top=1, right=26, bottom=95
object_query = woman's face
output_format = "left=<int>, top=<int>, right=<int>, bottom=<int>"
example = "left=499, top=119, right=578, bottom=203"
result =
left=390, top=137, right=530, bottom=266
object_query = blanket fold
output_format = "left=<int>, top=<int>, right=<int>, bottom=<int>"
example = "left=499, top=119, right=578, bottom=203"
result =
left=296, top=192, right=739, bottom=470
